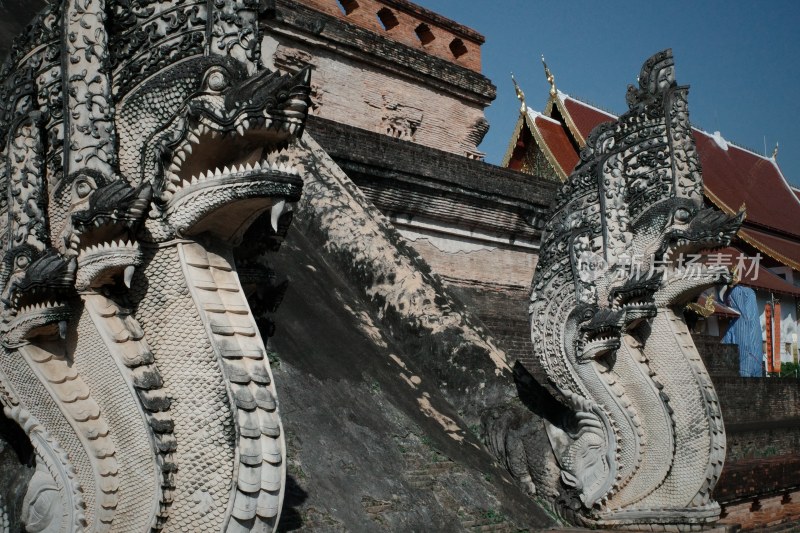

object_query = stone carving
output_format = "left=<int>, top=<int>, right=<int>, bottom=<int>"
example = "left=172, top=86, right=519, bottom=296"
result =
left=366, top=94, right=423, bottom=141
left=526, top=50, right=742, bottom=529
left=0, top=1, right=311, bottom=531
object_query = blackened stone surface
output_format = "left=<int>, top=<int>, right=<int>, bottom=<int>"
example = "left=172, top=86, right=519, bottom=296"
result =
left=0, top=1, right=47, bottom=61
left=0, top=408, right=35, bottom=530
left=266, top=226, right=556, bottom=531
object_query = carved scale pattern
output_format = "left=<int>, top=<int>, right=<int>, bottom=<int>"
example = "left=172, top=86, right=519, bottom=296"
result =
left=179, top=241, right=283, bottom=532
left=20, top=343, right=119, bottom=531
left=0, top=2, right=311, bottom=531
left=132, top=244, right=236, bottom=531
left=83, top=293, right=178, bottom=528
left=526, top=50, right=737, bottom=529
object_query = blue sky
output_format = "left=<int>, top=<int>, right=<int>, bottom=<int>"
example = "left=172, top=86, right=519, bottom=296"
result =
left=419, top=1, right=800, bottom=185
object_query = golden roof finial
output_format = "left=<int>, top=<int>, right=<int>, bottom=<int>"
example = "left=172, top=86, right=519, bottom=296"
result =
left=511, top=72, right=526, bottom=114
left=772, top=141, right=779, bottom=160
left=686, top=294, right=716, bottom=318
left=541, top=55, right=556, bottom=98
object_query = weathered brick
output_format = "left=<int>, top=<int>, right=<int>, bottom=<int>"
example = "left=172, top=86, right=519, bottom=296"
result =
left=264, top=1, right=496, bottom=156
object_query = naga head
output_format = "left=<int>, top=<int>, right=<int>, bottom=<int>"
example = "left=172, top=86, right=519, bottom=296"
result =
left=0, top=247, right=74, bottom=345
left=117, top=56, right=311, bottom=244
left=571, top=305, right=625, bottom=363
left=609, top=272, right=660, bottom=328
left=545, top=389, right=616, bottom=509
left=629, top=197, right=743, bottom=306
left=50, top=169, right=152, bottom=291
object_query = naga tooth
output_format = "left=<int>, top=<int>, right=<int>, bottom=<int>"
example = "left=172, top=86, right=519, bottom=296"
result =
left=236, top=124, right=245, bottom=137
left=271, top=200, right=285, bottom=232
left=223, top=166, right=231, bottom=175
left=124, top=265, right=135, bottom=288
left=187, top=131, right=200, bottom=144
left=184, top=143, right=193, bottom=155
left=241, top=119, right=250, bottom=131
left=190, top=175, right=199, bottom=185
left=245, top=163, right=253, bottom=172
left=210, top=130, right=220, bottom=139
left=198, top=124, right=208, bottom=135
left=59, top=320, right=67, bottom=339
left=214, top=168, right=222, bottom=177
left=169, top=163, right=180, bottom=173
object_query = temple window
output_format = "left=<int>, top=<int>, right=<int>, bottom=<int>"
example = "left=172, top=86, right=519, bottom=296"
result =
left=337, top=0, right=359, bottom=15
left=414, top=23, right=435, bottom=46
left=449, top=38, right=467, bottom=58
left=377, top=8, right=399, bottom=30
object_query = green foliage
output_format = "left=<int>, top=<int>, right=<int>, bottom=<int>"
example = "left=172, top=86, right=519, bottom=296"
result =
left=267, top=350, right=281, bottom=369
left=483, top=509, right=505, bottom=524
left=779, top=361, right=800, bottom=378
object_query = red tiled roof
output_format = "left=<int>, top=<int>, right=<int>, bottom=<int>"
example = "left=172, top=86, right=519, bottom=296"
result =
left=739, top=228, right=800, bottom=272
left=536, top=95, right=800, bottom=269
left=531, top=113, right=579, bottom=177
left=694, top=133, right=800, bottom=238
left=561, top=96, right=615, bottom=142
left=706, top=247, right=800, bottom=297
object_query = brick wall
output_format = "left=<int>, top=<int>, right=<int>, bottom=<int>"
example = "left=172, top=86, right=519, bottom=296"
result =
left=719, top=488, right=800, bottom=530
left=716, top=455, right=800, bottom=502
left=726, top=427, right=800, bottom=462
left=714, top=376, right=800, bottom=428
left=296, top=0, right=484, bottom=71
left=265, top=1, right=496, bottom=156
left=306, top=116, right=556, bottom=209
left=694, top=334, right=741, bottom=378
left=405, top=237, right=536, bottom=289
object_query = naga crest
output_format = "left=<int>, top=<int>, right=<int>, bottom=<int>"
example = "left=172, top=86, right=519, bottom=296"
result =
left=0, top=1, right=311, bottom=532
left=528, top=50, right=742, bottom=529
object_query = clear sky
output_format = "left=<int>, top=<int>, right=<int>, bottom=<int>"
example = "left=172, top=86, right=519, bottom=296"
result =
left=419, top=0, right=800, bottom=186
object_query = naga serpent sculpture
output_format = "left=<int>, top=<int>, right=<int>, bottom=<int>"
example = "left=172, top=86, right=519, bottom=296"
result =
left=526, top=50, right=742, bottom=529
left=0, top=1, right=310, bottom=531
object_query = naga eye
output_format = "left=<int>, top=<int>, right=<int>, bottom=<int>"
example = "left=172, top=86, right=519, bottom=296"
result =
left=674, top=208, right=691, bottom=223
left=75, top=179, right=93, bottom=199
left=15, top=255, right=29, bottom=269
left=205, top=68, right=228, bottom=92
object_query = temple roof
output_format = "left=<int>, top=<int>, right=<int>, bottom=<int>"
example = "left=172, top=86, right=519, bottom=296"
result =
left=505, top=86, right=800, bottom=276
left=711, top=247, right=800, bottom=297
left=502, top=108, right=578, bottom=179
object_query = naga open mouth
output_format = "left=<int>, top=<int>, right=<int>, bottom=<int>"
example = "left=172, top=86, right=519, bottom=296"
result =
left=0, top=251, right=75, bottom=344
left=610, top=276, right=660, bottom=328
left=579, top=328, right=622, bottom=362
left=75, top=240, right=141, bottom=291
left=156, top=70, right=309, bottom=241
left=576, top=308, right=624, bottom=362
left=659, top=207, right=744, bottom=269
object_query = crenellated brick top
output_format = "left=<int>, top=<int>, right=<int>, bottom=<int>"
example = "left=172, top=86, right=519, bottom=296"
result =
left=297, top=0, right=484, bottom=72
